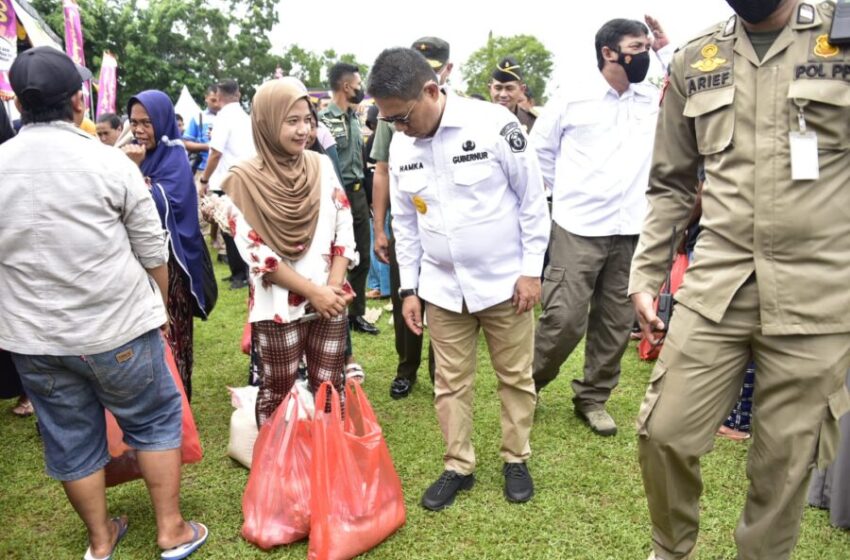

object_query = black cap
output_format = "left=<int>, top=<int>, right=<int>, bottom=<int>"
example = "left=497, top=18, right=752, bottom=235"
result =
left=491, top=57, right=523, bottom=83
left=10, top=47, right=92, bottom=109
left=411, top=37, right=450, bottom=70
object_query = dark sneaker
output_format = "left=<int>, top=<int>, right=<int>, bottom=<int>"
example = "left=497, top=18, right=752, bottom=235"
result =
left=421, top=470, right=475, bottom=511
left=390, top=378, right=414, bottom=399
left=503, top=462, right=534, bottom=503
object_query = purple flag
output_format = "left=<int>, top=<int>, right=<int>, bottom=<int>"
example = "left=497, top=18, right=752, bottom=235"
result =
left=63, top=0, right=89, bottom=108
left=0, top=0, right=17, bottom=100
left=96, top=52, right=117, bottom=118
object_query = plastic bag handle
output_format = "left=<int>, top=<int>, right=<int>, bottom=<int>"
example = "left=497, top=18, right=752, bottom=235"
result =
left=315, top=380, right=342, bottom=420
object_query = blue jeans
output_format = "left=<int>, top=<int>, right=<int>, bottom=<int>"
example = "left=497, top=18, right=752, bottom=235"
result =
left=12, top=329, right=182, bottom=481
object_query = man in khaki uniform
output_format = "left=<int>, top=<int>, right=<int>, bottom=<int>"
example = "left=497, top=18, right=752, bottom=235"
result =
left=631, top=1, right=850, bottom=559
left=489, top=57, right=539, bottom=133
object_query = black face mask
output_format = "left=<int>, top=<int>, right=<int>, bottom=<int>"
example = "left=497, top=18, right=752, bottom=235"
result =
left=725, top=0, right=782, bottom=24
left=617, top=50, right=650, bottom=83
left=348, top=87, right=365, bottom=105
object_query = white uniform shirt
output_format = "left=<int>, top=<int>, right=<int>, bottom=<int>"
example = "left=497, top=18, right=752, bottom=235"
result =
left=209, top=101, right=255, bottom=191
left=389, top=93, right=550, bottom=314
left=533, top=48, right=671, bottom=237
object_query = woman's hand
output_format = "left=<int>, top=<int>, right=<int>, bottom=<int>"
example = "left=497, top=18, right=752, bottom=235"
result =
left=122, top=144, right=146, bottom=167
left=308, top=285, right=348, bottom=319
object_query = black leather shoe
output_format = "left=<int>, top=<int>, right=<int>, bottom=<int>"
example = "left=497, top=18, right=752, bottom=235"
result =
left=390, top=378, right=414, bottom=399
left=350, top=315, right=379, bottom=335
left=503, top=462, right=534, bottom=503
left=421, top=470, right=475, bottom=511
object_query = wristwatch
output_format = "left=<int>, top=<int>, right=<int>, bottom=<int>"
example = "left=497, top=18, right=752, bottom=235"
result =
left=398, top=288, right=418, bottom=299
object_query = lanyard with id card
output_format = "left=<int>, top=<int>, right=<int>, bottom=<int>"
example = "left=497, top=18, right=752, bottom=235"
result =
left=790, top=100, right=819, bottom=181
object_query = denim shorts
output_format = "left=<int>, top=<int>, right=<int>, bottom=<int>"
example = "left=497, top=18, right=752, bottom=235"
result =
left=12, top=329, right=183, bottom=481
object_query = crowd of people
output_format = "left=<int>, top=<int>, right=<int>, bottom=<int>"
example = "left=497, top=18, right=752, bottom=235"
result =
left=2, top=1, right=850, bottom=559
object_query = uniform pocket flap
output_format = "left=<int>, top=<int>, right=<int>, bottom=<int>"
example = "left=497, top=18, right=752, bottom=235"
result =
left=543, top=265, right=566, bottom=283
left=397, top=174, right=427, bottom=194
left=788, top=79, right=850, bottom=107
left=683, top=86, right=735, bottom=118
left=453, top=163, right=493, bottom=186
left=828, top=385, right=850, bottom=419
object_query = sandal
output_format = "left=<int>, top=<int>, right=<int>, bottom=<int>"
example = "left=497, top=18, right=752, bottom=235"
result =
left=160, top=521, right=208, bottom=560
left=716, top=425, right=751, bottom=441
left=83, top=516, right=128, bottom=560
left=345, top=363, right=365, bottom=382
left=11, top=397, right=34, bottom=417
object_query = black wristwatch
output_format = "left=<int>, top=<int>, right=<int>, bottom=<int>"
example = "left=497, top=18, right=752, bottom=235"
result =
left=398, top=288, right=418, bottom=299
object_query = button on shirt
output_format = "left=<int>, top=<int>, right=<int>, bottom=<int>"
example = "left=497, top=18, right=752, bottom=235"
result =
left=533, top=48, right=671, bottom=237
left=389, top=93, right=550, bottom=314
left=209, top=102, right=255, bottom=191
left=0, top=122, right=169, bottom=355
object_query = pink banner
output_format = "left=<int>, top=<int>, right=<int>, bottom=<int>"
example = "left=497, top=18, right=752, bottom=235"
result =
left=96, top=52, right=117, bottom=118
left=63, top=0, right=89, bottom=109
left=63, top=0, right=85, bottom=66
left=0, top=0, right=18, bottom=100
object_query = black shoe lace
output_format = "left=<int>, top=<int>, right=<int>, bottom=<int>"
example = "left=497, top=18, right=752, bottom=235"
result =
left=435, top=471, right=458, bottom=492
left=504, top=463, right=527, bottom=479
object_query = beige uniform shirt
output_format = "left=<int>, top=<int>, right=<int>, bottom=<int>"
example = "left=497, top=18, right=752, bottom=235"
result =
left=630, top=1, right=850, bottom=336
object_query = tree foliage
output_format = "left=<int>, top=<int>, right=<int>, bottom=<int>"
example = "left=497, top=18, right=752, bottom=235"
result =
left=462, top=33, right=554, bottom=104
left=277, top=45, right=367, bottom=91
left=29, top=0, right=279, bottom=110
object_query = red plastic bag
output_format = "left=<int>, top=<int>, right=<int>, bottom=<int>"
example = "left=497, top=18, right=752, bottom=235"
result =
left=638, top=253, right=689, bottom=361
left=104, top=335, right=203, bottom=487
left=308, top=381, right=406, bottom=560
left=241, top=321, right=252, bottom=355
left=241, top=385, right=313, bottom=549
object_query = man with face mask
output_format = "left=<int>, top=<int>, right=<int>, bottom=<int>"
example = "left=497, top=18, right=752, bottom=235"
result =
left=631, top=1, right=850, bottom=559
left=320, top=63, right=378, bottom=340
left=531, top=16, right=670, bottom=437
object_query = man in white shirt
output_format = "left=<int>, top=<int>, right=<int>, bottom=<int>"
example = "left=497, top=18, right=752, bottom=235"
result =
left=368, top=47, right=550, bottom=511
left=531, top=17, right=671, bottom=436
left=200, top=79, right=255, bottom=289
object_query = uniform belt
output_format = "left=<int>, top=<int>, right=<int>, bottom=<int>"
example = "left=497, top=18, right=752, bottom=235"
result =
left=345, top=181, right=362, bottom=192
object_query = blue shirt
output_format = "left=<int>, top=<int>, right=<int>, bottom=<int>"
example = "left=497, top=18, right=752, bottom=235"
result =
left=182, top=109, right=216, bottom=170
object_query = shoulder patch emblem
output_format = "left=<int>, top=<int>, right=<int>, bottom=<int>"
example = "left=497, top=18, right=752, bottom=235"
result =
left=499, top=121, right=519, bottom=136
left=814, top=34, right=840, bottom=58
left=690, top=44, right=727, bottom=73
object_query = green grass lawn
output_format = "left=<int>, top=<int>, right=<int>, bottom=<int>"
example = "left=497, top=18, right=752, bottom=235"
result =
left=2, top=258, right=849, bottom=559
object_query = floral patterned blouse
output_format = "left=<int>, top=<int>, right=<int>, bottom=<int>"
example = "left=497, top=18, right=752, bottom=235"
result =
left=225, top=154, right=358, bottom=324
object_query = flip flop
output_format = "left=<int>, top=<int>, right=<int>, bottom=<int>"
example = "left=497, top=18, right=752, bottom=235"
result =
left=11, top=398, right=34, bottom=417
left=83, top=516, right=128, bottom=560
left=160, top=521, right=208, bottom=560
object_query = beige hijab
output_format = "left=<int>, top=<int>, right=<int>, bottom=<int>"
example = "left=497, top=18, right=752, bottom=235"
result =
left=222, top=80, right=321, bottom=260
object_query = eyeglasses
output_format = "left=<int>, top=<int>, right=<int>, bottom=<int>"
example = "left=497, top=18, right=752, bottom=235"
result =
left=129, top=118, right=153, bottom=128
left=378, top=99, right=418, bottom=125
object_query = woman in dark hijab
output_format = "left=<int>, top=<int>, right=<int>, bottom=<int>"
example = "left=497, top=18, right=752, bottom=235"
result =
left=124, top=90, right=213, bottom=400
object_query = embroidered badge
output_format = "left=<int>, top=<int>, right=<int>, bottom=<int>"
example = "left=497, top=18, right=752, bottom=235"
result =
left=462, top=140, right=476, bottom=152
left=814, top=34, right=840, bottom=58
left=500, top=122, right=526, bottom=153
left=412, top=195, right=427, bottom=214
left=690, top=44, right=727, bottom=73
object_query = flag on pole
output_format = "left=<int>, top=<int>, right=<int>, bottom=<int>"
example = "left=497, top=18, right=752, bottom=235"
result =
left=0, top=0, right=18, bottom=100
left=96, top=52, right=117, bottom=117
left=63, top=0, right=90, bottom=109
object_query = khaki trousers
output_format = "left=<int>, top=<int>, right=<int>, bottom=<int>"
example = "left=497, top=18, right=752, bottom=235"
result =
left=426, top=300, right=536, bottom=474
left=638, top=278, right=850, bottom=560
left=533, top=224, right=638, bottom=411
